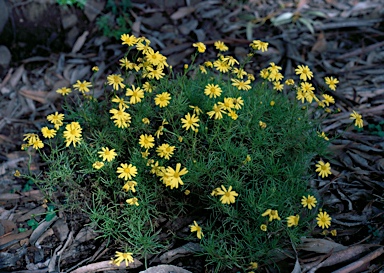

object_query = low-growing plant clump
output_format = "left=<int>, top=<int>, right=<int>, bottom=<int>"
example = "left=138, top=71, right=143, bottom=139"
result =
left=21, top=35, right=364, bottom=272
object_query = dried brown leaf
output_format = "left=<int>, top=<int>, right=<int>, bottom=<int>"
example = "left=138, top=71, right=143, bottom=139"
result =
left=71, top=31, right=89, bottom=54
left=18, top=89, right=59, bottom=104
left=9, top=65, right=24, bottom=88
left=171, top=6, right=196, bottom=20
left=298, top=238, right=347, bottom=253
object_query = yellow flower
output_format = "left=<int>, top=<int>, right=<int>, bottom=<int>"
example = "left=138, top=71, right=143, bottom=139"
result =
left=109, top=105, right=131, bottom=128
left=92, top=66, right=99, bottom=72
left=139, top=134, right=155, bottom=149
left=261, top=209, right=281, bottom=221
left=192, top=42, right=206, bottom=53
left=260, top=68, right=269, bottom=79
left=349, top=110, right=364, bottom=128
left=317, top=131, right=329, bottom=141
left=56, top=87, right=71, bottom=96
left=30, top=137, right=44, bottom=150
left=222, top=55, right=239, bottom=66
left=93, top=161, right=104, bottom=169
left=315, top=160, right=332, bottom=178
left=156, top=143, right=176, bottom=160
left=322, top=94, right=335, bottom=106
left=216, top=185, right=239, bottom=204
left=213, top=59, right=230, bottom=73
left=121, top=33, right=138, bottom=46
left=301, top=195, right=317, bottom=210
left=141, top=149, right=150, bottom=158
left=112, top=251, right=134, bottom=267
left=268, top=62, right=282, bottom=74
left=286, top=215, right=300, bottom=227
left=181, top=113, right=200, bottom=131
left=249, top=262, right=258, bottom=269
left=126, top=85, right=144, bottom=104
left=111, top=95, right=129, bottom=109
left=119, top=57, right=134, bottom=70
left=63, top=122, right=82, bottom=147
left=142, top=82, right=154, bottom=93
left=98, top=147, right=117, bottom=162
left=210, top=187, right=220, bottom=196
left=184, top=189, right=190, bottom=195
left=41, top=127, right=56, bottom=138
left=47, top=112, right=65, bottom=129
left=331, top=229, right=337, bottom=236
left=117, top=163, right=138, bottom=181
left=126, top=197, right=139, bottom=206
left=214, top=40, right=228, bottom=51
left=260, top=224, right=267, bottom=231
left=154, top=92, right=171, bottom=108
left=250, top=40, right=268, bottom=52
left=190, top=221, right=204, bottom=239
left=73, top=80, right=92, bottom=94
left=189, top=105, right=203, bottom=116
left=122, top=181, right=137, bottom=192
left=231, top=79, right=251, bottom=91
left=316, top=211, right=332, bottom=229
left=146, top=66, right=165, bottom=80
left=232, top=97, right=244, bottom=110
left=218, top=97, right=234, bottom=111
left=204, top=83, right=222, bottom=98
left=259, top=121, right=267, bottom=129
left=324, top=76, right=339, bottom=91
left=136, top=38, right=151, bottom=53
left=242, top=154, right=251, bottom=164
left=199, top=65, right=207, bottom=74
left=270, top=101, right=275, bottom=106
left=107, top=74, right=125, bottom=90
left=268, top=72, right=283, bottom=82
left=295, top=65, right=313, bottom=81
left=251, top=40, right=268, bottom=52
left=145, top=49, right=167, bottom=66
left=23, top=133, right=38, bottom=142
left=273, top=81, right=284, bottom=91
left=232, top=68, right=248, bottom=79
left=142, top=118, right=150, bottom=124
left=204, top=61, right=213, bottom=67
left=207, top=104, right=225, bottom=120
left=300, top=82, right=315, bottom=93
left=285, top=78, right=295, bottom=85
left=227, top=110, right=238, bottom=120
left=163, top=163, right=188, bottom=189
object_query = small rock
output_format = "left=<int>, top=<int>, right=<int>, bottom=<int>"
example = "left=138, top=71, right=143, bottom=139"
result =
left=0, top=45, right=11, bottom=68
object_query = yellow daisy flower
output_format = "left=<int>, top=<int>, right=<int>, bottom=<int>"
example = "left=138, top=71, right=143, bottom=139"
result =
left=190, top=221, right=204, bottom=239
left=117, top=163, right=138, bottom=181
left=301, top=195, right=317, bottom=210
left=98, top=147, right=117, bottom=162
left=316, top=211, right=332, bottom=229
left=315, top=160, right=332, bottom=178
left=216, top=185, right=239, bottom=204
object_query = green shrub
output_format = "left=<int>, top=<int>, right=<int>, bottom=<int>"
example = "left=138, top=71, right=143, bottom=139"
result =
left=22, top=36, right=362, bottom=271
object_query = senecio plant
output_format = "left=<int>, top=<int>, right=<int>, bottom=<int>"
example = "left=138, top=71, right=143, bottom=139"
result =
left=22, top=34, right=364, bottom=271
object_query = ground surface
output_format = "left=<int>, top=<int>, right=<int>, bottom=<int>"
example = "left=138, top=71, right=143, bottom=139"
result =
left=0, top=0, right=383, bottom=272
